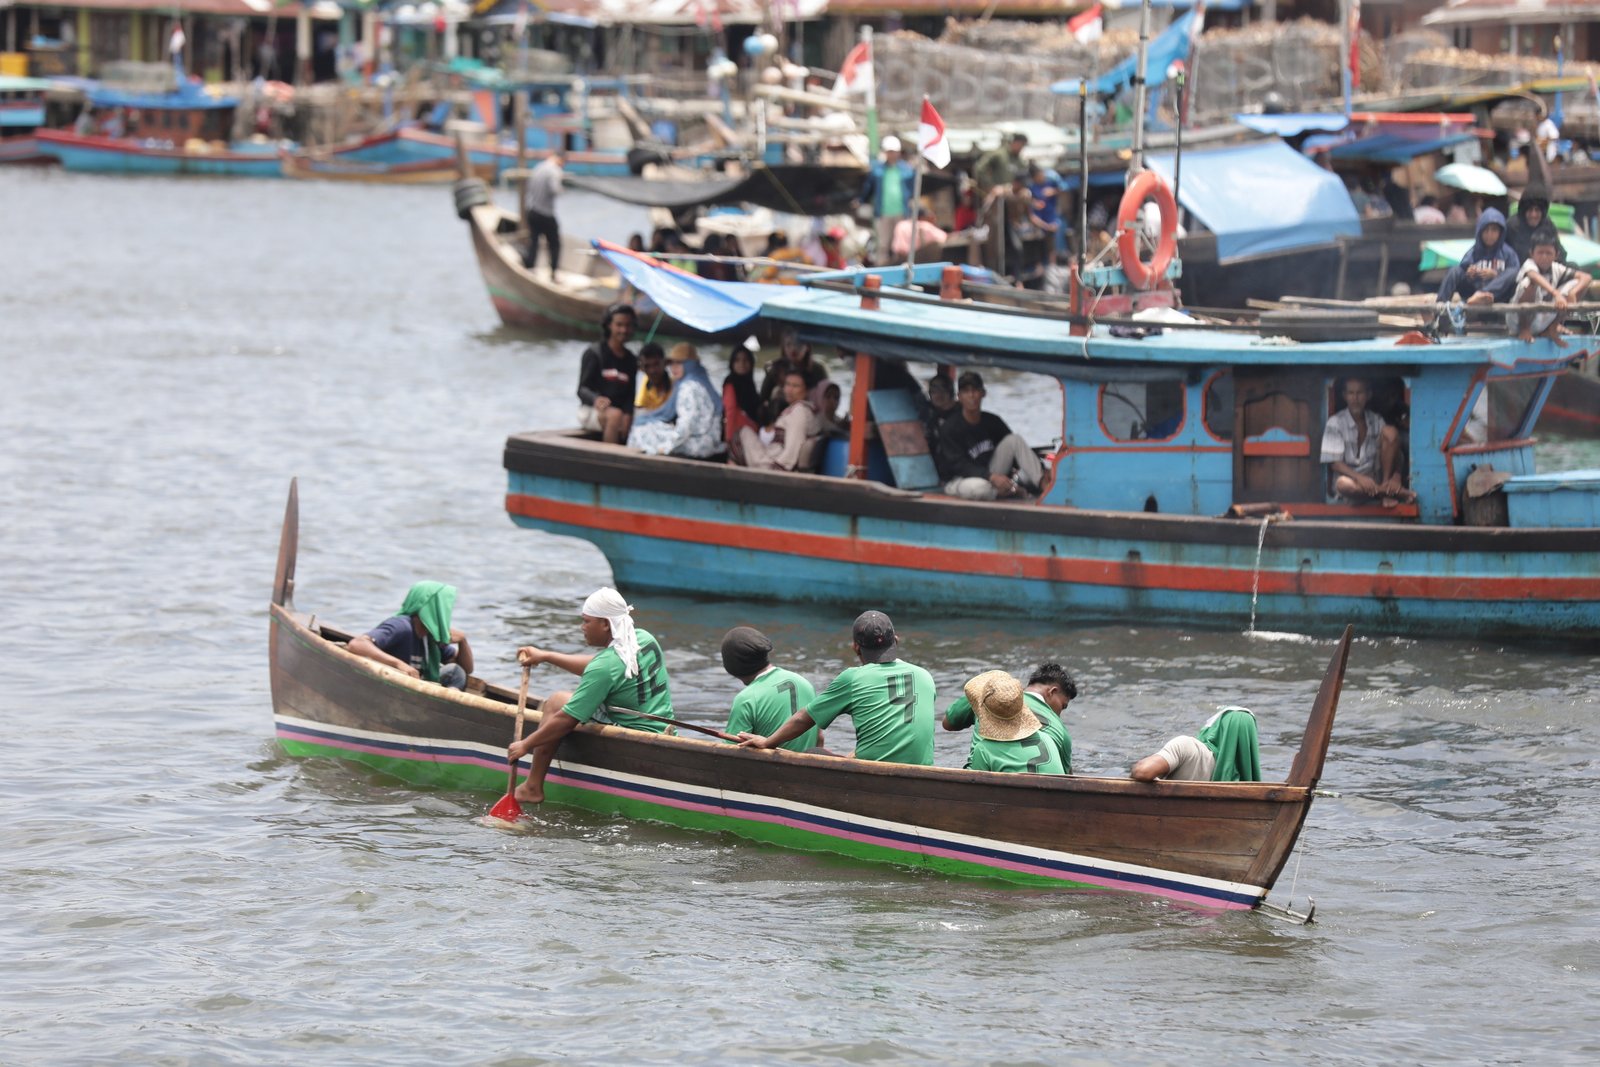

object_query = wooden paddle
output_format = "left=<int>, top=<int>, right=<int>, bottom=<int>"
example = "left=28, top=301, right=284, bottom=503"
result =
left=487, top=667, right=531, bottom=822
left=617, top=707, right=741, bottom=743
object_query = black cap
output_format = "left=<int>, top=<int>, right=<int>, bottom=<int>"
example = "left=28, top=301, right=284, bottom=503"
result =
left=852, top=610, right=899, bottom=663
left=720, top=626, right=772, bottom=678
left=957, top=370, right=985, bottom=393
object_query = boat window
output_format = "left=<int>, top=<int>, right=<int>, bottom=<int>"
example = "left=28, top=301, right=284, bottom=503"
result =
left=1478, top=378, right=1542, bottom=442
left=1203, top=371, right=1232, bottom=442
left=1100, top=380, right=1186, bottom=441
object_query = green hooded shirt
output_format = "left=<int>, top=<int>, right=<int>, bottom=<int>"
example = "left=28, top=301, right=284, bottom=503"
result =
left=398, top=582, right=456, bottom=682
left=1198, top=707, right=1261, bottom=782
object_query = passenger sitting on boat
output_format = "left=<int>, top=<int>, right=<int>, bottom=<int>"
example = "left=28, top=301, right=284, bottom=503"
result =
left=753, top=230, right=810, bottom=284
left=758, top=330, right=828, bottom=423
left=1321, top=377, right=1414, bottom=504
left=1436, top=208, right=1519, bottom=307
left=632, top=343, right=672, bottom=417
left=698, top=234, right=742, bottom=282
left=1506, top=185, right=1567, bottom=265
left=956, top=671, right=1066, bottom=775
left=924, top=373, right=957, bottom=448
left=935, top=371, right=1045, bottom=500
left=739, top=610, right=935, bottom=765
left=508, top=587, right=674, bottom=804
left=891, top=205, right=949, bottom=261
left=815, top=380, right=850, bottom=439
left=819, top=226, right=850, bottom=271
left=736, top=369, right=822, bottom=471
left=521, top=151, right=564, bottom=275
left=944, top=663, right=1076, bottom=773
left=720, top=626, right=825, bottom=753
left=1130, top=707, right=1261, bottom=783
left=1512, top=235, right=1591, bottom=345
left=627, top=343, right=724, bottom=459
left=1412, top=195, right=1446, bottom=225
left=347, top=581, right=473, bottom=690
left=577, top=303, right=638, bottom=445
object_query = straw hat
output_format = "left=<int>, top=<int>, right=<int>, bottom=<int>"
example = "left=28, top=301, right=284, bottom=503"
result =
left=965, top=670, right=1037, bottom=742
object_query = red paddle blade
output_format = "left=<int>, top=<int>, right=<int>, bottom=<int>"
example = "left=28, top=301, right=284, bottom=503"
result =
left=487, top=792, right=523, bottom=822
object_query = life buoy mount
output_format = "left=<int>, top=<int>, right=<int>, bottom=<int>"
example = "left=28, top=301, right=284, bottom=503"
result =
left=1116, top=170, right=1178, bottom=291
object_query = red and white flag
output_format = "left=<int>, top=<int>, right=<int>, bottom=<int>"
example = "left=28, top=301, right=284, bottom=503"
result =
left=918, top=97, right=950, bottom=169
left=169, top=24, right=187, bottom=57
left=1349, top=0, right=1362, bottom=91
left=1068, top=4, right=1103, bottom=45
left=833, top=41, right=874, bottom=98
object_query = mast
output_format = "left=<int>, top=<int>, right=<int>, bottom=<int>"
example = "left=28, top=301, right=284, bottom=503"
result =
left=1130, top=0, right=1153, bottom=171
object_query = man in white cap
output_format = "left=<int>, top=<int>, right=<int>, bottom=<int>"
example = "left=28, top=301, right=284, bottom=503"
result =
left=507, top=587, right=674, bottom=803
left=958, top=670, right=1065, bottom=775
left=855, top=135, right=914, bottom=265
left=739, top=610, right=935, bottom=765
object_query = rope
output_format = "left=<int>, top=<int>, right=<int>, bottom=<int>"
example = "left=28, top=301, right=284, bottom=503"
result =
left=1287, top=827, right=1307, bottom=907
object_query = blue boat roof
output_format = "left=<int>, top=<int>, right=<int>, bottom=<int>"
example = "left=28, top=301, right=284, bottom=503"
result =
left=760, top=283, right=1586, bottom=374
left=88, top=82, right=235, bottom=111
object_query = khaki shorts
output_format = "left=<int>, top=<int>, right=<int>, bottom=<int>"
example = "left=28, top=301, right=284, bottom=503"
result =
left=577, top=405, right=604, bottom=433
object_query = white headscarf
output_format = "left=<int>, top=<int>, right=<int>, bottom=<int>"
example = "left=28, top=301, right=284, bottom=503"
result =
left=582, top=587, right=640, bottom=678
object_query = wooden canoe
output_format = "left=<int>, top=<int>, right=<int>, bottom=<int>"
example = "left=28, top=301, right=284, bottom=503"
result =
left=269, top=479, right=1348, bottom=912
left=281, top=147, right=496, bottom=184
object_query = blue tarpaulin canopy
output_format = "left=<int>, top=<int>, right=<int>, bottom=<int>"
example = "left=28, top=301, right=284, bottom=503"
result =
left=594, top=241, right=771, bottom=334
left=1145, top=140, right=1361, bottom=263
left=1326, top=131, right=1477, bottom=164
left=1235, top=113, right=1349, bottom=138
left=1052, top=11, right=1197, bottom=97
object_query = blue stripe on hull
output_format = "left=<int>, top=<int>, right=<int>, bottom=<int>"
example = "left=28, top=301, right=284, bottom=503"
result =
left=507, top=471, right=1600, bottom=637
left=50, top=145, right=282, bottom=177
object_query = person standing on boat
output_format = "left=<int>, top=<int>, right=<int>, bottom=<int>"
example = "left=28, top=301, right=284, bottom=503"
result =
left=943, top=663, right=1076, bottom=774
left=1435, top=208, right=1519, bottom=307
left=935, top=371, right=1046, bottom=500
left=738, top=610, right=936, bottom=765
left=1321, top=377, right=1413, bottom=504
left=954, top=671, right=1065, bottom=776
left=627, top=343, right=724, bottom=458
left=856, top=135, right=914, bottom=265
left=508, top=587, right=674, bottom=804
left=577, top=303, right=638, bottom=445
left=974, top=132, right=1028, bottom=273
left=521, top=150, right=564, bottom=275
left=720, top=626, right=824, bottom=754
left=347, top=582, right=473, bottom=690
left=1130, top=707, right=1261, bottom=782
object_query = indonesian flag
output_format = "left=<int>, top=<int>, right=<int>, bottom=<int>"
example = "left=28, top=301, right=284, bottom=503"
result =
left=169, top=24, right=187, bottom=57
left=833, top=41, right=874, bottom=98
left=1349, top=0, right=1362, bottom=91
left=1068, top=4, right=1103, bottom=46
left=918, top=97, right=950, bottom=169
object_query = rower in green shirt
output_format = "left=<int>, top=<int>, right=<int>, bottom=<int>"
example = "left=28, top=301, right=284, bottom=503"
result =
left=719, top=626, right=823, bottom=753
left=962, top=670, right=1065, bottom=776
left=944, top=662, right=1077, bottom=773
left=738, top=610, right=935, bottom=765
left=508, top=587, right=674, bottom=803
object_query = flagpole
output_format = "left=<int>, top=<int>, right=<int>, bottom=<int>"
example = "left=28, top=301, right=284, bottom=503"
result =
left=1131, top=0, right=1153, bottom=171
left=1077, top=80, right=1089, bottom=286
left=906, top=157, right=925, bottom=275
left=862, top=25, right=879, bottom=157
left=1340, top=0, right=1352, bottom=118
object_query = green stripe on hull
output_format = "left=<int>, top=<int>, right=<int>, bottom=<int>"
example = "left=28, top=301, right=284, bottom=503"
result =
left=276, top=736, right=1097, bottom=891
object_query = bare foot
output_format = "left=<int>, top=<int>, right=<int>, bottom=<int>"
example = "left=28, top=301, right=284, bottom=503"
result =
left=1467, top=290, right=1495, bottom=306
left=1518, top=329, right=1534, bottom=342
left=513, top=782, right=545, bottom=804
left=1545, top=323, right=1570, bottom=348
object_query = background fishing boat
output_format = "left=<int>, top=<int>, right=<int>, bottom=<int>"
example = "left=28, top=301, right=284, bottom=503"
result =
left=270, top=480, right=1347, bottom=914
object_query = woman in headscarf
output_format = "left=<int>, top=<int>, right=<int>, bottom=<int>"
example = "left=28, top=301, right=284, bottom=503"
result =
left=626, top=342, right=724, bottom=458
left=346, top=581, right=473, bottom=689
left=508, top=587, right=675, bottom=803
left=722, top=339, right=762, bottom=456
left=812, top=378, right=849, bottom=439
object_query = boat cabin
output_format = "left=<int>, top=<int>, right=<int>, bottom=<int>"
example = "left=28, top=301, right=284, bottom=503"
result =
left=84, top=82, right=237, bottom=143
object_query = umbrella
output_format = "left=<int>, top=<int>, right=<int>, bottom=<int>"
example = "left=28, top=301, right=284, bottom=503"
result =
left=1434, top=163, right=1508, bottom=197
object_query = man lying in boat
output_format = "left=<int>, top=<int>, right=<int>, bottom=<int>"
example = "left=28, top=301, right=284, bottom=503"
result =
left=346, top=582, right=473, bottom=690
left=1320, top=377, right=1414, bottom=505
left=953, top=671, right=1067, bottom=775
left=507, top=587, right=674, bottom=804
left=1129, top=708, right=1261, bottom=783
left=935, top=371, right=1046, bottom=500
left=720, top=626, right=828, bottom=754
left=943, top=663, right=1077, bottom=774
left=737, top=611, right=935, bottom=764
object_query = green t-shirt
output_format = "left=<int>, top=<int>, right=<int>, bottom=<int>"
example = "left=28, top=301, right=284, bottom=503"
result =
left=726, top=666, right=819, bottom=752
left=808, top=660, right=936, bottom=765
left=945, top=691, right=1072, bottom=774
left=968, top=731, right=1066, bottom=775
left=563, top=628, right=673, bottom=733
left=880, top=165, right=905, bottom=218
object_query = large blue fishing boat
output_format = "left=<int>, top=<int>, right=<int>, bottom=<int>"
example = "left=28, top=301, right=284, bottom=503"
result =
left=501, top=233, right=1600, bottom=640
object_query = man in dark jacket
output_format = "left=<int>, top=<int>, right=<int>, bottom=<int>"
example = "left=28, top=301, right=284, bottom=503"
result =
left=1506, top=184, right=1567, bottom=265
left=1436, top=207, right=1519, bottom=306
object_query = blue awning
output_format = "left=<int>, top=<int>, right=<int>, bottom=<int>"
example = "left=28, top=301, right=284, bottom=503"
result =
left=1145, top=140, right=1361, bottom=263
left=1052, top=11, right=1197, bottom=97
left=1325, top=131, right=1477, bottom=164
left=594, top=241, right=771, bottom=334
left=1235, top=113, right=1350, bottom=138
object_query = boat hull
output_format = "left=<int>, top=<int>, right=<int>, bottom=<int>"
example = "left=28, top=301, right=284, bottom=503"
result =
left=504, top=432, right=1600, bottom=639
left=36, top=131, right=283, bottom=177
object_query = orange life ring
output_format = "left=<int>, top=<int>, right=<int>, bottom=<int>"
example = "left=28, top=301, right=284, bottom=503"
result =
left=1116, top=170, right=1178, bottom=291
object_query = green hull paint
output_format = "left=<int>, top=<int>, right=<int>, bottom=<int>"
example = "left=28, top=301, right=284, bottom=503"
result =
left=277, top=736, right=1096, bottom=891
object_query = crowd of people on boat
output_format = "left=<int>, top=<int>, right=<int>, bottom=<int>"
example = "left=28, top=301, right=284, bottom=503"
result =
left=348, top=582, right=1264, bottom=804
left=571, top=302, right=1050, bottom=498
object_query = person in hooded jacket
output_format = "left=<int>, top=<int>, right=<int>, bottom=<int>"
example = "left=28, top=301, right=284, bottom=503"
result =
left=1436, top=207, right=1520, bottom=306
left=1506, top=184, right=1568, bottom=265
